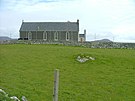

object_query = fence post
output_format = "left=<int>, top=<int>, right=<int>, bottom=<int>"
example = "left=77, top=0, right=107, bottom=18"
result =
left=53, top=69, right=59, bottom=101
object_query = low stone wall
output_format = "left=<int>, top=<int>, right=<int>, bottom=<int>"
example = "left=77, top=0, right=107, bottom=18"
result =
left=0, top=40, right=135, bottom=49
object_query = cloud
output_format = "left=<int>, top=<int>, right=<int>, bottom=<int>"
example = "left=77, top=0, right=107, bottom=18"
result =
left=0, top=0, right=60, bottom=11
left=0, top=0, right=77, bottom=10
left=112, top=24, right=135, bottom=38
left=111, top=23, right=135, bottom=42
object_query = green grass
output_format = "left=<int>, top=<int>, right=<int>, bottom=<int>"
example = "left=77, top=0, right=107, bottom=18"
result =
left=0, top=44, right=135, bottom=101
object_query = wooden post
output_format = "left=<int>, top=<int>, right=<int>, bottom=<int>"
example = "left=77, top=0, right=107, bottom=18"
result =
left=53, top=69, right=59, bottom=101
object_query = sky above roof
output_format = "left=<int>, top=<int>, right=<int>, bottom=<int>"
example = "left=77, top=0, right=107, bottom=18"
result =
left=0, top=0, right=135, bottom=42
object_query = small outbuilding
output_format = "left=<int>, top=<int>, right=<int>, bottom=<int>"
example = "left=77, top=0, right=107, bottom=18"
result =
left=79, top=29, right=86, bottom=42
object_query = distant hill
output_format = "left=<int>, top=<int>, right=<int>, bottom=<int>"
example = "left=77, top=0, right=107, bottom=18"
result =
left=92, top=39, right=112, bottom=42
left=0, top=36, right=11, bottom=41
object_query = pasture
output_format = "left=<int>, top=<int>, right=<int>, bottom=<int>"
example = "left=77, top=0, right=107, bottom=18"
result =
left=0, top=44, right=135, bottom=101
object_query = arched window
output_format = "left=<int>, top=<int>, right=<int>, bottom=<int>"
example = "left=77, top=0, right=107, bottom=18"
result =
left=28, top=31, right=32, bottom=40
left=43, top=31, right=47, bottom=40
left=54, top=31, right=58, bottom=41
left=66, top=31, right=70, bottom=41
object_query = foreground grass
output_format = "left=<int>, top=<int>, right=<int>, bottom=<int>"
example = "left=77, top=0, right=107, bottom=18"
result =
left=0, top=44, right=135, bottom=101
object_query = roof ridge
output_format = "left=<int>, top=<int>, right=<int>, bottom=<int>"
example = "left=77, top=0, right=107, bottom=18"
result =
left=23, top=22, right=77, bottom=23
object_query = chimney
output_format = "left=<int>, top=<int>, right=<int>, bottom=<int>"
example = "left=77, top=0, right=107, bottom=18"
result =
left=77, top=19, right=79, bottom=24
left=77, top=19, right=79, bottom=32
left=84, top=29, right=86, bottom=34
left=22, top=20, right=24, bottom=23
left=84, top=29, right=86, bottom=41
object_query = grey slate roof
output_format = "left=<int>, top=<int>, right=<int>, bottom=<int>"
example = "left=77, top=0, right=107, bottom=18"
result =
left=20, top=22, right=79, bottom=32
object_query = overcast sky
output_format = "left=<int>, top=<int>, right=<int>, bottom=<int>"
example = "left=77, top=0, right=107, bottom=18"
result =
left=0, top=0, right=135, bottom=42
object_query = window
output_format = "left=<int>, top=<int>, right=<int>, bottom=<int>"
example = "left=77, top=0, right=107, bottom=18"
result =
left=54, top=31, right=58, bottom=41
left=28, top=32, right=32, bottom=40
left=66, top=31, right=70, bottom=41
left=43, top=31, right=47, bottom=40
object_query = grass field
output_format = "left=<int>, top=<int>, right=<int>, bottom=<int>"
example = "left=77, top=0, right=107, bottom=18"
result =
left=0, top=44, right=135, bottom=101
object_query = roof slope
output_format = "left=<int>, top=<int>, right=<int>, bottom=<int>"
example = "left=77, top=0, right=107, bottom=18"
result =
left=79, top=34, right=85, bottom=37
left=20, top=22, right=79, bottom=32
